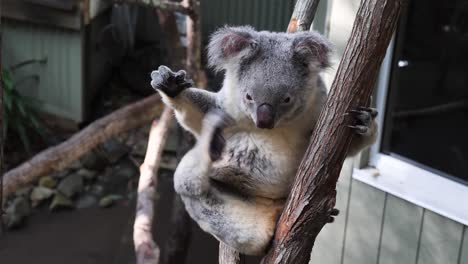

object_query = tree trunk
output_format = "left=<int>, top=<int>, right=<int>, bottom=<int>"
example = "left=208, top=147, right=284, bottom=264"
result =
left=2, top=95, right=163, bottom=198
left=262, top=0, right=403, bottom=263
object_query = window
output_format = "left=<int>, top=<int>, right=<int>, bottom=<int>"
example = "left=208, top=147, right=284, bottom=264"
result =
left=353, top=0, right=468, bottom=225
left=382, top=0, right=468, bottom=184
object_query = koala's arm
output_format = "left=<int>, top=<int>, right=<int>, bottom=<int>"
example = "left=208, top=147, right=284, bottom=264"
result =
left=151, top=66, right=218, bottom=137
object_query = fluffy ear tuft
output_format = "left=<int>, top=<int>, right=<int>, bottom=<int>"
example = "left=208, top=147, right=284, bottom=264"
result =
left=293, top=31, right=333, bottom=69
left=207, top=26, right=257, bottom=72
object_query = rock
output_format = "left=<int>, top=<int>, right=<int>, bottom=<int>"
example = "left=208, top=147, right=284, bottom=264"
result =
left=88, top=184, right=105, bottom=197
left=68, top=160, right=83, bottom=170
left=52, top=170, right=71, bottom=180
left=57, top=173, right=84, bottom=198
left=76, top=168, right=98, bottom=181
left=76, top=193, right=98, bottom=209
left=114, top=159, right=138, bottom=179
left=39, top=176, right=57, bottom=188
left=99, top=194, right=123, bottom=208
left=98, top=159, right=138, bottom=195
left=30, top=186, right=54, bottom=207
left=100, top=138, right=130, bottom=163
left=15, top=186, right=32, bottom=198
left=80, top=150, right=108, bottom=171
left=4, top=196, right=31, bottom=229
left=49, top=193, right=74, bottom=211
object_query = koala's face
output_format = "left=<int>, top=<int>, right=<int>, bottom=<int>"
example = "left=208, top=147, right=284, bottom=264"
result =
left=208, top=26, right=331, bottom=129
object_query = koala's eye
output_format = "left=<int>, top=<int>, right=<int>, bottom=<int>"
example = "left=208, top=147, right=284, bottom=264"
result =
left=245, top=93, right=253, bottom=101
left=283, top=96, right=291, bottom=104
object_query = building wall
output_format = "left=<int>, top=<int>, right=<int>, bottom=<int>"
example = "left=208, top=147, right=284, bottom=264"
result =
left=310, top=1, right=468, bottom=263
left=2, top=19, right=84, bottom=122
left=201, top=0, right=296, bottom=38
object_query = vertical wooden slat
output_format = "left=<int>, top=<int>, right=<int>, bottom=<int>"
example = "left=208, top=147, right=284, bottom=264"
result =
left=417, top=211, right=464, bottom=264
left=460, top=227, right=468, bottom=264
left=342, top=180, right=386, bottom=264
left=310, top=159, right=354, bottom=264
left=379, top=195, right=424, bottom=264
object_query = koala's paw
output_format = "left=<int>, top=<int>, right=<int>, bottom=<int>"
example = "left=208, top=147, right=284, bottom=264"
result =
left=327, top=208, right=340, bottom=223
left=203, top=110, right=234, bottom=162
left=150, top=65, right=194, bottom=97
left=347, top=107, right=378, bottom=137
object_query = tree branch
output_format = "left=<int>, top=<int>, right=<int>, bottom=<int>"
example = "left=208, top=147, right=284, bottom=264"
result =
left=2, top=95, right=163, bottom=199
left=262, top=0, right=403, bottom=263
left=287, top=0, right=321, bottom=33
left=134, top=107, right=173, bottom=264
left=219, top=243, right=242, bottom=264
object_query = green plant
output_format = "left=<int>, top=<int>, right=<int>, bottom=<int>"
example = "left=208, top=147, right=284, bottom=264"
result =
left=2, top=59, right=48, bottom=154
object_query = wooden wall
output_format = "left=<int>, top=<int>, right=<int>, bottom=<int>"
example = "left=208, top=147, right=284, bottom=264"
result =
left=310, top=160, right=467, bottom=264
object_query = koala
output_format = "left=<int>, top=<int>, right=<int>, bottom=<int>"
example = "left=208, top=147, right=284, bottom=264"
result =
left=150, top=26, right=378, bottom=256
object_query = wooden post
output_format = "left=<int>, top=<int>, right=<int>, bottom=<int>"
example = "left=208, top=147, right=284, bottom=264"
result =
left=261, top=0, right=403, bottom=263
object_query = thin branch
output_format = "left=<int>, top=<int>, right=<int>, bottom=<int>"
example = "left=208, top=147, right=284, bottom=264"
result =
left=262, top=0, right=403, bottom=263
left=287, top=0, right=321, bottom=33
left=134, top=106, right=173, bottom=264
left=2, top=95, right=163, bottom=198
left=219, top=243, right=242, bottom=264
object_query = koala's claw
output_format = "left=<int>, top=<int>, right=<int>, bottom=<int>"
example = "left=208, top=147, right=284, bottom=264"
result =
left=347, top=107, right=378, bottom=136
left=327, top=208, right=340, bottom=223
left=150, top=65, right=194, bottom=97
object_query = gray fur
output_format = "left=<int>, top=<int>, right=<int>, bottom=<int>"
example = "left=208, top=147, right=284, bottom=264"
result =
left=150, top=26, right=378, bottom=256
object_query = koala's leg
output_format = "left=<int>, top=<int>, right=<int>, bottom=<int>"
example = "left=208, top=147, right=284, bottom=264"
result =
left=151, top=65, right=217, bottom=137
left=181, top=190, right=283, bottom=255
left=174, top=111, right=280, bottom=255
left=347, top=107, right=379, bottom=156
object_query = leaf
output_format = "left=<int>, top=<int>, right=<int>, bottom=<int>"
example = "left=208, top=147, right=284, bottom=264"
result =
left=16, top=98, right=28, bottom=117
left=29, top=114, right=48, bottom=138
left=2, top=70, right=14, bottom=89
left=13, top=118, right=32, bottom=154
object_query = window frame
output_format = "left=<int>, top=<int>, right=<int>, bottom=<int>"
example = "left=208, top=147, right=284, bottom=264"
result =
left=352, top=37, right=468, bottom=226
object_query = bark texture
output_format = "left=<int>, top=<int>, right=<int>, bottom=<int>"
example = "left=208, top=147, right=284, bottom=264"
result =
left=219, top=243, right=241, bottom=264
left=262, top=0, right=403, bottom=263
left=2, top=95, right=163, bottom=198
left=134, top=107, right=173, bottom=264
left=287, top=0, right=321, bottom=32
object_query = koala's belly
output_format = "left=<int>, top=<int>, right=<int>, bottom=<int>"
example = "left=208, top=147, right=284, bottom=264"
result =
left=211, top=131, right=305, bottom=199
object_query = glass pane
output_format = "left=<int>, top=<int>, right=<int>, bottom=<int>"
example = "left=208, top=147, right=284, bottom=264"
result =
left=382, top=0, right=468, bottom=184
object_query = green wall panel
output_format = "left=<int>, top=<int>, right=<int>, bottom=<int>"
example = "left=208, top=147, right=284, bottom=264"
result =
left=460, top=227, right=468, bottom=264
left=417, top=210, right=463, bottom=264
left=342, top=180, right=386, bottom=264
left=310, top=159, right=354, bottom=264
left=3, top=19, right=83, bottom=122
left=379, top=195, right=423, bottom=264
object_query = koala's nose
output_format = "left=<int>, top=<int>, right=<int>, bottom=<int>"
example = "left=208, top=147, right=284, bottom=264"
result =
left=256, top=103, right=275, bottom=129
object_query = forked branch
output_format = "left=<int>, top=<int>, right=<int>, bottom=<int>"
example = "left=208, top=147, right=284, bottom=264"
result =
left=262, top=0, right=403, bottom=263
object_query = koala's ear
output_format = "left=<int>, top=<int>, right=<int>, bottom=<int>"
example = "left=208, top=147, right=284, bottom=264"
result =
left=293, top=31, right=332, bottom=69
left=208, top=26, right=257, bottom=71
